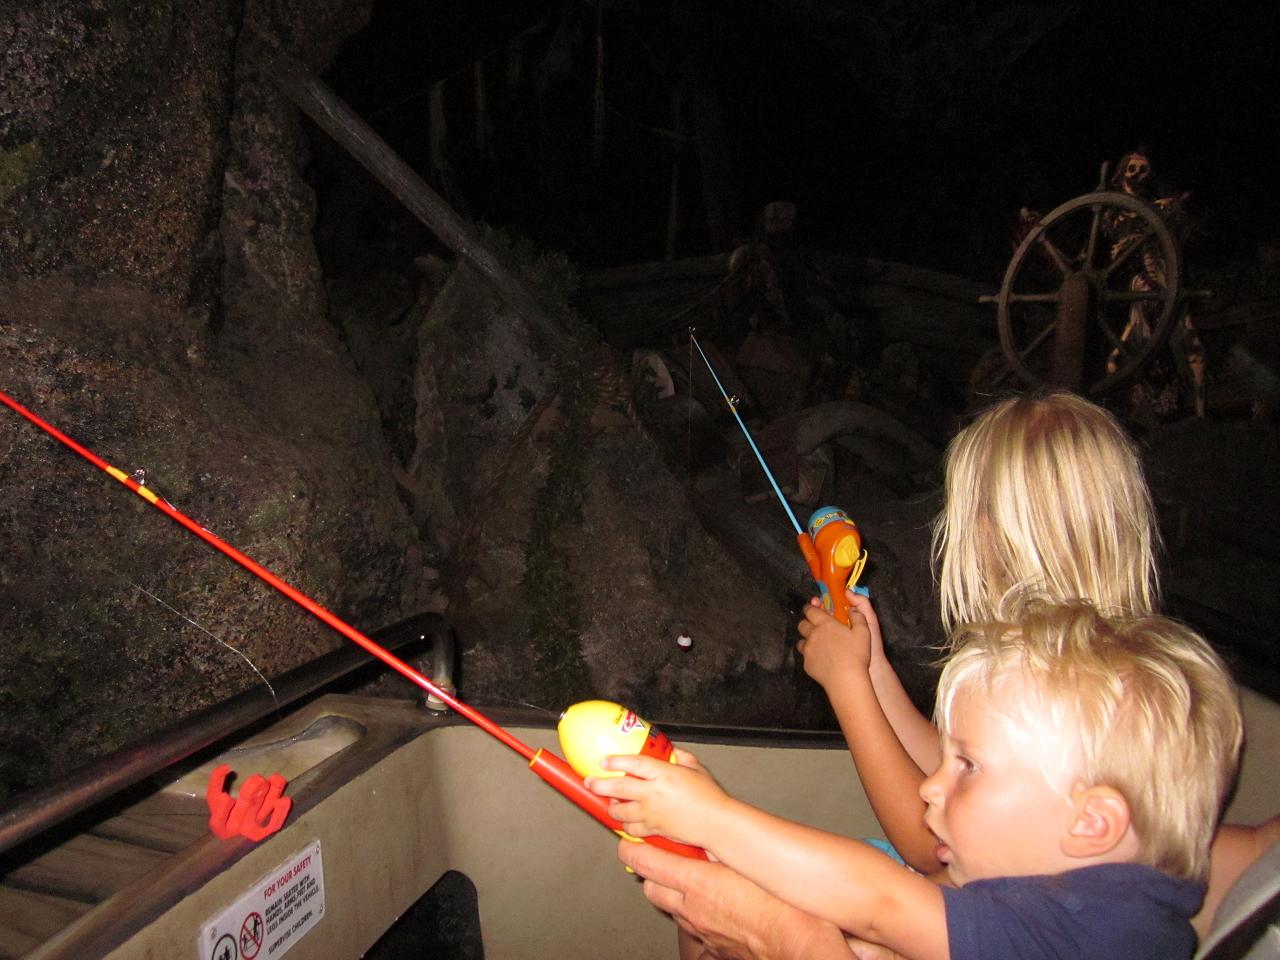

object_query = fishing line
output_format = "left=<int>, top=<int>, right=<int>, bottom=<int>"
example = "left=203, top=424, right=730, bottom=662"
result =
left=485, top=694, right=560, bottom=717
left=684, top=332, right=867, bottom=625
left=130, top=581, right=279, bottom=708
left=688, top=332, right=803, bottom=534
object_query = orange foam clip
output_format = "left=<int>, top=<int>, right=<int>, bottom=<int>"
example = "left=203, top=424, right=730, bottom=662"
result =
left=206, top=764, right=293, bottom=841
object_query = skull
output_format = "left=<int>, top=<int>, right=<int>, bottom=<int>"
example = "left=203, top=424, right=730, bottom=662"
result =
left=1120, top=153, right=1152, bottom=194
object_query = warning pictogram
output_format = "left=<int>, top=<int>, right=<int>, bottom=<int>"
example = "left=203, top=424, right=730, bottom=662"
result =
left=240, top=911, right=264, bottom=959
left=212, top=933, right=237, bottom=960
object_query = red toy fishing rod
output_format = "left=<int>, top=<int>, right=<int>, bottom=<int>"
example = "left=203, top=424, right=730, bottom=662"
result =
left=0, top=387, right=704, bottom=860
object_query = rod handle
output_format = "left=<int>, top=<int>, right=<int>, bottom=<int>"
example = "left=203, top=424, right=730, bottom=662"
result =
left=805, top=508, right=868, bottom=627
left=530, top=749, right=709, bottom=860
left=796, top=531, right=822, bottom=583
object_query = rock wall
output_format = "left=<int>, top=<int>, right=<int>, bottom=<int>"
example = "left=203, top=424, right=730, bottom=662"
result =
left=1, top=1, right=235, bottom=307
left=0, top=0, right=807, bottom=804
left=0, top=0, right=424, bottom=802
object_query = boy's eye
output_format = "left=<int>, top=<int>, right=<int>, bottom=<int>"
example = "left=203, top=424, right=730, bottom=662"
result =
left=957, top=755, right=977, bottom=774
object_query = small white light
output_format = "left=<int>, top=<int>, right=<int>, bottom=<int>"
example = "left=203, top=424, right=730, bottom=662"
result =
left=676, top=633, right=693, bottom=650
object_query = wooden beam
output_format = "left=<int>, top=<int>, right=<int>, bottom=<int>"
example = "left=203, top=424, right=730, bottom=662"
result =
left=256, top=43, right=579, bottom=360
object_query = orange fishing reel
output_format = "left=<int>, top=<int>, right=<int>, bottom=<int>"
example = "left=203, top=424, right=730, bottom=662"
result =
left=798, top=506, right=867, bottom=625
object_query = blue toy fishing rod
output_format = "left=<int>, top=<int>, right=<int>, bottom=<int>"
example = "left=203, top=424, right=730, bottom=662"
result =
left=689, top=332, right=867, bottom=623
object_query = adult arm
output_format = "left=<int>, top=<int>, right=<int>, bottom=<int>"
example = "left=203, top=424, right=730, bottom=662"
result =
left=618, top=840, right=856, bottom=960
left=599, top=754, right=947, bottom=955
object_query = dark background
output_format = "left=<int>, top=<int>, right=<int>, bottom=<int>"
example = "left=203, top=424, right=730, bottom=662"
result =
left=319, top=0, right=1280, bottom=281
left=0, top=0, right=1277, bottom=815
left=310, top=0, right=1280, bottom=704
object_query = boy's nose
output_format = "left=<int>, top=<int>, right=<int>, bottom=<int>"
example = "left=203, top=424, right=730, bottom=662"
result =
left=919, top=768, right=944, bottom=807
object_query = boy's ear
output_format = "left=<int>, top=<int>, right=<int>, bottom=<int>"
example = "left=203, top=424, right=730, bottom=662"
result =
left=1061, top=785, right=1132, bottom=859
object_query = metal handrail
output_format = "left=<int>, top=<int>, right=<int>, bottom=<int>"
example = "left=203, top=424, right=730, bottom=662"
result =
left=0, top=612, right=455, bottom=858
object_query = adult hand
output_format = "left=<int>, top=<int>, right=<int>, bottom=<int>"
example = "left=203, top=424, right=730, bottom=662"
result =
left=617, top=839, right=855, bottom=960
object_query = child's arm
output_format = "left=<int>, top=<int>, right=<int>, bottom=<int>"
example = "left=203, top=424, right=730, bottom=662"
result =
left=797, top=604, right=942, bottom=872
left=849, top=593, right=942, bottom=775
left=587, top=748, right=725, bottom=848
left=1194, top=814, right=1280, bottom=940
left=590, top=751, right=948, bottom=957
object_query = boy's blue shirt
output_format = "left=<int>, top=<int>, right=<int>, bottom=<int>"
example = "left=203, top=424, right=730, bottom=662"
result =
left=942, top=862, right=1203, bottom=960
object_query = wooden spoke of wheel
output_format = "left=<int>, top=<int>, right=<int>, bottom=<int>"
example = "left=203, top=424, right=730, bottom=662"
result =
left=1010, top=318, right=1058, bottom=364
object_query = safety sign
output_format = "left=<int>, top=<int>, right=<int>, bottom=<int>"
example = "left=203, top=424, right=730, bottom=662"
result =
left=199, top=840, right=325, bottom=960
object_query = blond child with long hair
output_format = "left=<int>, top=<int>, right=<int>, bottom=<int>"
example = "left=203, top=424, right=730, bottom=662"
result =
left=798, top=390, right=1160, bottom=870
left=795, top=390, right=1277, bottom=939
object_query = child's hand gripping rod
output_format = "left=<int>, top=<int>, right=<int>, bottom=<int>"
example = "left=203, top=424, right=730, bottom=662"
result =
left=0, top=387, right=706, bottom=861
left=689, top=334, right=867, bottom=624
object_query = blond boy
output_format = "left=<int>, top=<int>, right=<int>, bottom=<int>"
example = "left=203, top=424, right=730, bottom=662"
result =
left=590, top=598, right=1243, bottom=960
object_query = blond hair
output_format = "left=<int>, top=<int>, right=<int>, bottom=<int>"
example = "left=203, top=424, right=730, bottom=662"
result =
left=935, top=597, right=1243, bottom=883
left=933, top=392, right=1160, bottom=634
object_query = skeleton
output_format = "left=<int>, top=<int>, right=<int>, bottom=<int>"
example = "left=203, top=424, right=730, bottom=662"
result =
left=1103, top=148, right=1206, bottom=416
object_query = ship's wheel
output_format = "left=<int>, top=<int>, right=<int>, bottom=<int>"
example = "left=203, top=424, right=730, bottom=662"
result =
left=982, top=168, right=1203, bottom=397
